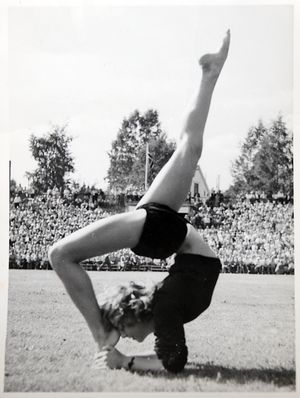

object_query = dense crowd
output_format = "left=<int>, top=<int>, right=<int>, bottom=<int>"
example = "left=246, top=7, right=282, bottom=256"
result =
left=9, top=185, right=294, bottom=274
left=11, top=184, right=144, bottom=210
left=188, top=200, right=294, bottom=274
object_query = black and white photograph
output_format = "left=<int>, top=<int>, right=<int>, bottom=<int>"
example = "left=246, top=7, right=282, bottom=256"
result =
left=0, top=1, right=297, bottom=394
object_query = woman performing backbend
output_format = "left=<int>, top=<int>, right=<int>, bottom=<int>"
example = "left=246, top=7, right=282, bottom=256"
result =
left=49, top=30, right=230, bottom=373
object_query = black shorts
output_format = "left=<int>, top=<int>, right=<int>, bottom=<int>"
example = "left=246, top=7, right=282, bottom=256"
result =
left=131, top=202, right=188, bottom=259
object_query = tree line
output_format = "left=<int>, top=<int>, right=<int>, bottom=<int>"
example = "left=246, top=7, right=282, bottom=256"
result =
left=21, top=111, right=293, bottom=199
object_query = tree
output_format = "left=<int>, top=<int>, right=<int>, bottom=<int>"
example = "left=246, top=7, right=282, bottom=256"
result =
left=229, top=116, right=293, bottom=196
left=26, top=125, right=75, bottom=195
left=252, top=117, right=293, bottom=195
left=106, top=109, right=176, bottom=192
left=130, top=133, right=176, bottom=190
left=231, top=120, right=267, bottom=194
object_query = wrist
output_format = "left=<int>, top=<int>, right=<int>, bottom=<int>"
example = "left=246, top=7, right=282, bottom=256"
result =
left=123, top=355, right=135, bottom=371
left=122, top=355, right=130, bottom=369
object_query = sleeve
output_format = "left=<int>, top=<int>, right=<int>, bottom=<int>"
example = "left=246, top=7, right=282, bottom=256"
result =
left=153, top=297, right=188, bottom=373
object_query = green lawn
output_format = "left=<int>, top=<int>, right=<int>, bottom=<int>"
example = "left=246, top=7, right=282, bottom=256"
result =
left=4, top=270, right=295, bottom=392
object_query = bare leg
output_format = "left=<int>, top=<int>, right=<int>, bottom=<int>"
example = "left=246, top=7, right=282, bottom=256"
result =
left=48, top=209, right=146, bottom=350
left=137, top=30, right=230, bottom=211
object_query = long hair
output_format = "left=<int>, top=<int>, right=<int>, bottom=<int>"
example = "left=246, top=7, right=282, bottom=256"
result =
left=97, top=280, right=159, bottom=332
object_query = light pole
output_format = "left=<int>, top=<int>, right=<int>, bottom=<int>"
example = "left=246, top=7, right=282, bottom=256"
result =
left=216, top=174, right=220, bottom=191
left=145, top=141, right=149, bottom=191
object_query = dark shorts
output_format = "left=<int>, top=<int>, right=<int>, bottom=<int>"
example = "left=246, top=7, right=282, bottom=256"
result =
left=131, top=202, right=188, bottom=259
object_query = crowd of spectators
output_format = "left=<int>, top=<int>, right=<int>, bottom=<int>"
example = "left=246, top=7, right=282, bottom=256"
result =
left=11, top=184, right=144, bottom=211
left=9, top=185, right=294, bottom=275
left=188, top=199, right=294, bottom=274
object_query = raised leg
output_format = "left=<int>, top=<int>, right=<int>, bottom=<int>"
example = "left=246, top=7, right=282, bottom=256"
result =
left=48, top=209, right=146, bottom=350
left=137, top=30, right=230, bottom=212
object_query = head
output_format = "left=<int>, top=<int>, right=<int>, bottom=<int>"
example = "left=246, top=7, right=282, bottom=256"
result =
left=97, top=281, right=157, bottom=342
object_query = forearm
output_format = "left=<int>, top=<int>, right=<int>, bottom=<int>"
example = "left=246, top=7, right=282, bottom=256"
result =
left=122, top=352, right=164, bottom=372
left=52, top=259, right=109, bottom=349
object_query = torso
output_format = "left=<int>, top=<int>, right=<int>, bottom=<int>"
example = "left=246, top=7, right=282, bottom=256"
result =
left=177, top=224, right=217, bottom=258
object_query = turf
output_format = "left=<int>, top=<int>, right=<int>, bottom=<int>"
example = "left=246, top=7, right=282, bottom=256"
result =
left=4, top=270, right=295, bottom=392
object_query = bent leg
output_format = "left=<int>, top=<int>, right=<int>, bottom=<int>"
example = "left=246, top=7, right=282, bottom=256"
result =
left=137, top=30, right=230, bottom=212
left=48, top=209, right=146, bottom=350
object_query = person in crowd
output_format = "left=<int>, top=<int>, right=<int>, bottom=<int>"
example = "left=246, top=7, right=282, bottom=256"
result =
left=13, top=193, right=22, bottom=208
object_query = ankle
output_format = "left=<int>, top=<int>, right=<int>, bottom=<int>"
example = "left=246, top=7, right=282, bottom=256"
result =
left=201, top=70, right=220, bottom=85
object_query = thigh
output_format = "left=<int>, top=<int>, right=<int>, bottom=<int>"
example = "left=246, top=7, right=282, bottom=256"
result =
left=137, top=137, right=199, bottom=212
left=177, top=224, right=217, bottom=258
left=53, top=209, right=147, bottom=263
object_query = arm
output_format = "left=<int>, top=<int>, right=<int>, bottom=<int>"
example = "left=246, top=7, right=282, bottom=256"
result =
left=94, top=348, right=165, bottom=372
left=123, top=353, right=164, bottom=372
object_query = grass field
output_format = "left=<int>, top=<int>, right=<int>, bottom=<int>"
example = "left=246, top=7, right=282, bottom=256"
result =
left=4, top=270, right=295, bottom=392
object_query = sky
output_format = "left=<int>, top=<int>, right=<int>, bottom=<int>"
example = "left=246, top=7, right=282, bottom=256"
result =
left=8, top=3, right=293, bottom=191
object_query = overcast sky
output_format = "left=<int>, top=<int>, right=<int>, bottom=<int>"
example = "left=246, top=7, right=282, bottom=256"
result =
left=8, top=4, right=293, bottom=191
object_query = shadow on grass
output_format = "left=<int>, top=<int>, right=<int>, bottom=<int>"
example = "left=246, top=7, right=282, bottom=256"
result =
left=135, top=363, right=295, bottom=387
left=181, top=363, right=295, bottom=387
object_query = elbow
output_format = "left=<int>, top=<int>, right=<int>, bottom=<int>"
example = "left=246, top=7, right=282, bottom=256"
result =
left=162, top=354, right=187, bottom=373
left=48, top=241, right=70, bottom=272
left=158, top=345, right=188, bottom=373
left=48, top=243, right=60, bottom=271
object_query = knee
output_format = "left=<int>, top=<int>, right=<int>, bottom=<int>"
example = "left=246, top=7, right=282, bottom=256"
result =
left=180, top=133, right=203, bottom=159
left=48, top=242, right=71, bottom=271
left=189, top=137, right=203, bottom=158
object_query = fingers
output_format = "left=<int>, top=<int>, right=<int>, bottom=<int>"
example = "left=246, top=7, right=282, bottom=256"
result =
left=92, top=360, right=107, bottom=370
left=94, top=351, right=108, bottom=359
left=93, top=349, right=110, bottom=370
left=94, top=348, right=111, bottom=361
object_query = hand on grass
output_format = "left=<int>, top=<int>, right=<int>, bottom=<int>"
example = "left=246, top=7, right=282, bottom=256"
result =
left=93, top=347, right=126, bottom=370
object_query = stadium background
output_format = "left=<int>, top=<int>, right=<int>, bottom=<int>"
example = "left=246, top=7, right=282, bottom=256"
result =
left=9, top=181, right=294, bottom=275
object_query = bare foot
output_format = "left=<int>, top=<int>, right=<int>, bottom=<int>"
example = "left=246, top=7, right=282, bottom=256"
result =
left=199, top=30, right=230, bottom=79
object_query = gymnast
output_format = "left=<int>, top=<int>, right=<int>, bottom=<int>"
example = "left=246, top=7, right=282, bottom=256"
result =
left=48, top=30, right=230, bottom=373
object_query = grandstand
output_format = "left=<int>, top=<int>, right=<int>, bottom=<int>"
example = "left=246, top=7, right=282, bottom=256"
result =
left=9, top=184, right=294, bottom=274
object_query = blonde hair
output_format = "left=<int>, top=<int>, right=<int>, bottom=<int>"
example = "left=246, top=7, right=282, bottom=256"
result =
left=97, top=281, right=158, bottom=332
